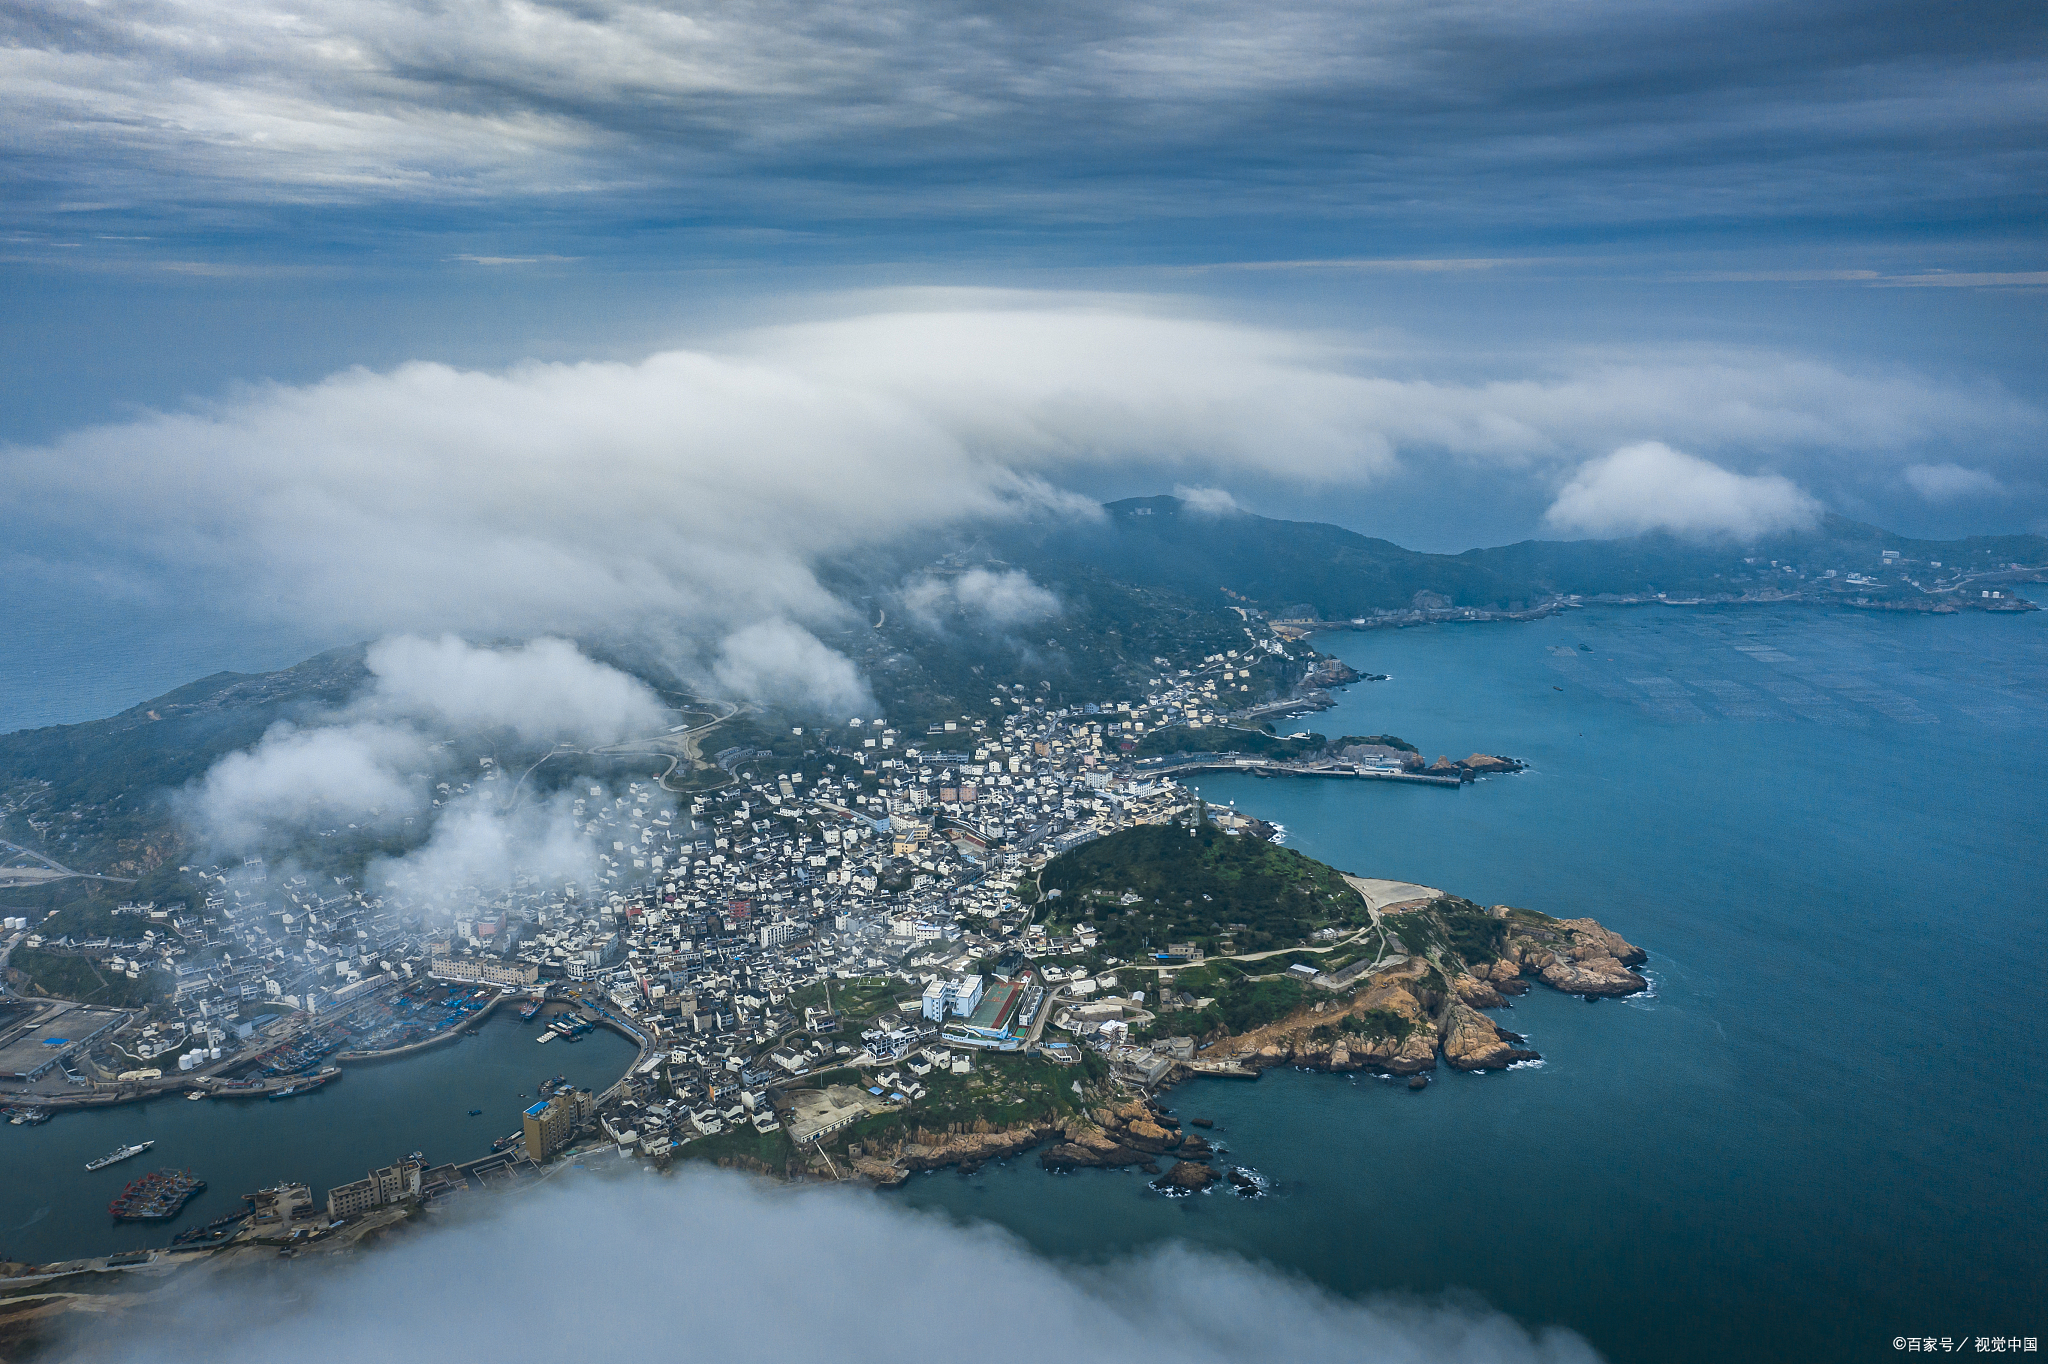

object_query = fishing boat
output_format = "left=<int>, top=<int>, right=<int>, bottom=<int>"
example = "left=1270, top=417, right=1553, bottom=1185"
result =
left=85, top=1140, right=155, bottom=1172
left=108, top=1169, right=206, bottom=1222
left=170, top=1210, right=249, bottom=1246
left=518, top=1000, right=543, bottom=1022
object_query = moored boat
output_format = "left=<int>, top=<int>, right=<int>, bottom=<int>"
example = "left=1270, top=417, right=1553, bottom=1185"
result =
left=108, top=1169, right=206, bottom=1222
left=85, top=1140, right=155, bottom=1172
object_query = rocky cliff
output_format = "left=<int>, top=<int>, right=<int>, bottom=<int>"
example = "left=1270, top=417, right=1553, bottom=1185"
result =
left=1196, top=900, right=1644, bottom=1075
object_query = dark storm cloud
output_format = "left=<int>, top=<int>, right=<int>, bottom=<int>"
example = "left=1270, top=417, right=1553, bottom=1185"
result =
left=2, top=0, right=2042, bottom=249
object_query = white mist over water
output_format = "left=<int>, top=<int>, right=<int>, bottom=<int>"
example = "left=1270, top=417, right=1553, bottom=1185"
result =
left=59, top=1170, right=1603, bottom=1364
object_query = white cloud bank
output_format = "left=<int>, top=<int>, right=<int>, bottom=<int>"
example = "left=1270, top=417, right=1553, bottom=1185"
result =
left=60, top=1170, right=1603, bottom=1364
left=183, top=636, right=673, bottom=903
left=1543, top=442, right=1824, bottom=539
left=364, top=634, right=666, bottom=745
left=904, top=568, right=1062, bottom=630
left=188, top=720, right=431, bottom=851
left=13, top=298, right=2033, bottom=695
left=1903, top=462, right=2006, bottom=501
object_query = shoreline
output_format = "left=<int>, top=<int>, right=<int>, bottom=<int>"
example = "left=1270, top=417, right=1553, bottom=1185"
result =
left=1278, top=587, right=2038, bottom=641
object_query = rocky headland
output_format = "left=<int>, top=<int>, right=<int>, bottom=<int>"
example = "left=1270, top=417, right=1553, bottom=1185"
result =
left=824, top=860, right=1648, bottom=1192
left=1201, top=904, right=1647, bottom=1075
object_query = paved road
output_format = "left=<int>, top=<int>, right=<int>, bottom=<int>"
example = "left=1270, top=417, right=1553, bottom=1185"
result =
left=587, top=700, right=744, bottom=793
left=0, top=837, right=134, bottom=886
left=0, top=838, right=70, bottom=873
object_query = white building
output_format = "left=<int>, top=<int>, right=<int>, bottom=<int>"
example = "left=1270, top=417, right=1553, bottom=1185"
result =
left=920, top=973, right=985, bottom=1022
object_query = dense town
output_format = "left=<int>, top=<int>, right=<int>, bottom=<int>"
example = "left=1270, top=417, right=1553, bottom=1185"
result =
left=4, top=625, right=1486, bottom=1242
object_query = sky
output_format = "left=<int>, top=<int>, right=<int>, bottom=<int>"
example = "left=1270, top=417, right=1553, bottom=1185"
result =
left=1, top=0, right=2045, bottom=666
left=3, top=0, right=2044, bottom=543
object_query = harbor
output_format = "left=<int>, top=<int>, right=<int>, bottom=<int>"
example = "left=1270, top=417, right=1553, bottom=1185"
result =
left=0, top=1009, right=634, bottom=1266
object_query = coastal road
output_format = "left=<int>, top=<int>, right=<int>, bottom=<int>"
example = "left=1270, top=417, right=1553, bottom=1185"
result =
left=588, top=700, right=744, bottom=794
left=1025, top=983, right=1066, bottom=1048
left=0, top=838, right=134, bottom=887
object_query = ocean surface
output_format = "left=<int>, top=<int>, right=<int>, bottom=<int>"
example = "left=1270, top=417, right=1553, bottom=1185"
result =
left=896, top=605, right=2048, bottom=1364
left=0, top=589, right=334, bottom=736
left=0, top=1012, right=634, bottom=1264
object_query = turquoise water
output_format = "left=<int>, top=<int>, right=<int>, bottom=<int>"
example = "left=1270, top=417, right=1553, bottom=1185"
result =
left=0, top=588, right=332, bottom=734
left=0, top=1012, right=634, bottom=1264
left=898, top=606, right=2048, bottom=1364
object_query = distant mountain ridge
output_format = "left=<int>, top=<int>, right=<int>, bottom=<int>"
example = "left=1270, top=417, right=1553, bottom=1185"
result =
left=978, top=496, right=2047, bottom=620
left=3, top=497, right=2039, bottom=896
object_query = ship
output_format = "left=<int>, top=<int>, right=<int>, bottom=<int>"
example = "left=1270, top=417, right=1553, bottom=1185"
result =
left=264, top=1066, right=341, bottom=1101
left=85, top=1140, right=155, bottom=1172
left=109, top=1169, right=206, bottom=1222
left=170, top=1210, right=250, bottom=1246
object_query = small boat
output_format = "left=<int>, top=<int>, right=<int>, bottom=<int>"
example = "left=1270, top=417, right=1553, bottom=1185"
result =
left=469, top=1108, right=483, bottom=1116
left=186, top=1091, right=207, bottom=1101
left=86, top=1140, right=155, bottom=1172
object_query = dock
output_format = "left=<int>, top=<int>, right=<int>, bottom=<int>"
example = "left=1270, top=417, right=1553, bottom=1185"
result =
left=1135, top=757, right=1464, bottom=786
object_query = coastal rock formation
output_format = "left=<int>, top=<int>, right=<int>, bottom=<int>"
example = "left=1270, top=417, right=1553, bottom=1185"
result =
left=1119, top=1117, right=1179, bottom=1154
left=850, top=1155, right=910, bottom=1186
left=1039, top=1100, right=1190, bottom=1170
left=1181, top=900, right=1648, bottom=1079
left=1438, top=1001, right=1537, bottom=1070
left=1500, top=912, right=1649, bottom=997
left=895, top=1124, right=1055, bottom=1173
left=1453, top=973, right=1507, bottom=1009
left=856, top=1122, right=1061, bottom=1183
left=1154, top=1160, right=1219, bottom=1192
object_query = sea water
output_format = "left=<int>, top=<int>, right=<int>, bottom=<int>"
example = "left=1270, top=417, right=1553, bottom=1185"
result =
left=897, top=605, right=2048, bottom=1364
left=0, top=589, right=333, bottom=735
left=0, top=1012, right=634, bottom=1264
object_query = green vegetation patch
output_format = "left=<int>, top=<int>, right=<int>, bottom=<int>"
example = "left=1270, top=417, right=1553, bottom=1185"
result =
left=1339, top=1007, right=1415, bottom=1043
left=1436, top=899, right=1507, bottom=966
left=1041, top=823, right=1366, bottom=957
left=831, top=1051, right=1100, bottom=1152
left=788, top=978, right=902, bottom=1028
left=1334, top=734, right=1418, bottom=753
left=1173, top=975, right=1306, bottom=1039
left=675, top=1123, right=795, bottom=1171
left=7, top=947, right=162, bottom=1008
